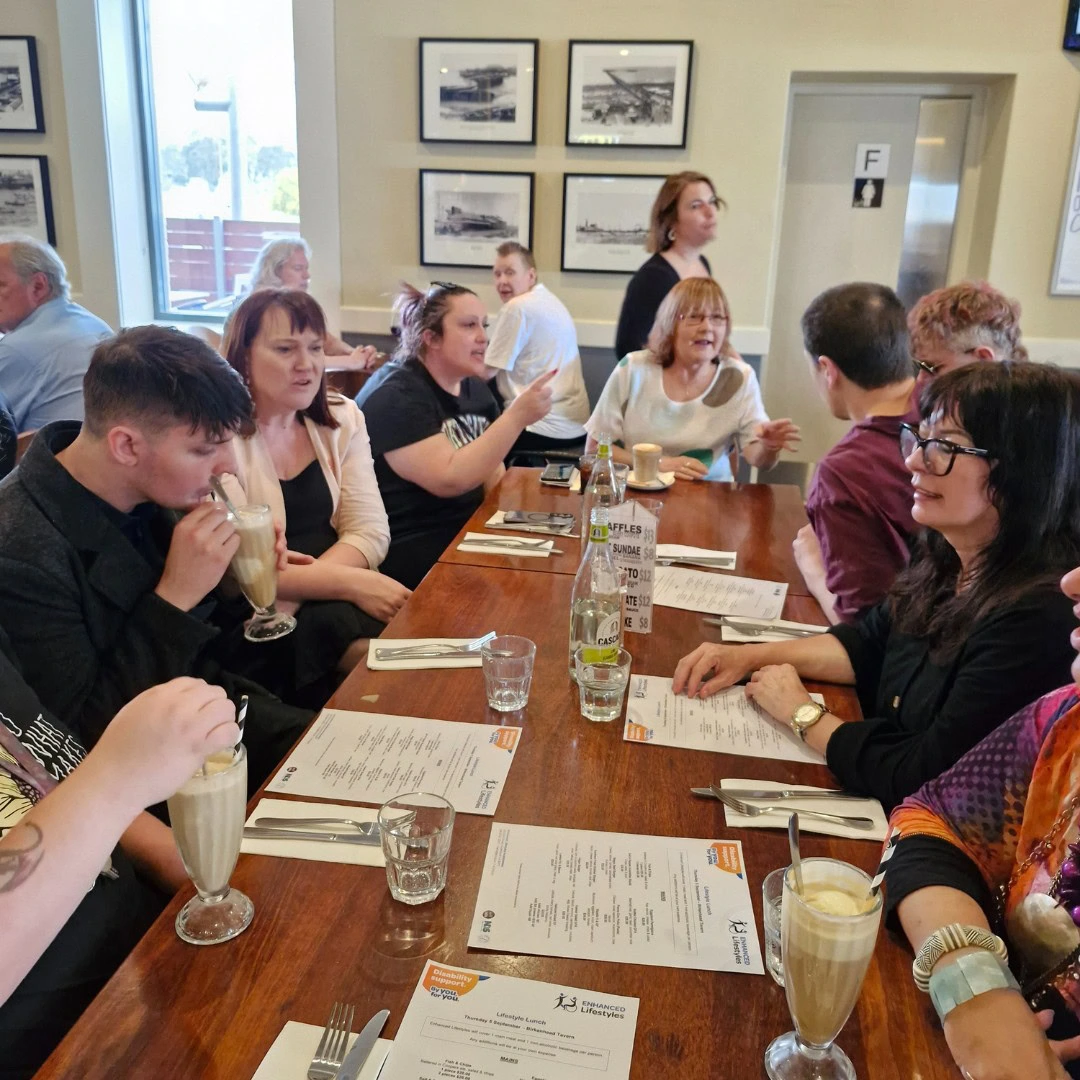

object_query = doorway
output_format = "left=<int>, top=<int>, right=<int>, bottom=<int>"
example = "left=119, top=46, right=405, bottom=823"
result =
left=763, top=85, right=978, bottom=464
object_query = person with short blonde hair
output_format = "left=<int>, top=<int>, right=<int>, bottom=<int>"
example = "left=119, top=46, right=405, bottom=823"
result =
left=908, top=280, right=1026, bottom=381
left=587, top=278, right=799, bottom=481
left=487, top=242, right=589, bottom=455
left=246, top=236, right=380, bottom=369
left=613, top=171, right=726, bottom=359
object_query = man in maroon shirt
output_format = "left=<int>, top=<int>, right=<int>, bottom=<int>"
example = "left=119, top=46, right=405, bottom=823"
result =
left=794, top=282, right=918, bottom=624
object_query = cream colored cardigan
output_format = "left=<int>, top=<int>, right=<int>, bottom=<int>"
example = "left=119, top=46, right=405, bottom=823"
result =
left=222, top=393, right=390, bottom=569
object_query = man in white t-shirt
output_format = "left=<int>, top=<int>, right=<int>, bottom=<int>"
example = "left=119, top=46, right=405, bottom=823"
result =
left=486, top=242, right=590, bottom=455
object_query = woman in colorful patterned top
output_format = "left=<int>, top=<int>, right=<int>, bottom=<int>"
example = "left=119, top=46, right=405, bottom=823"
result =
left=887, top=562, right=1080, bottom=1080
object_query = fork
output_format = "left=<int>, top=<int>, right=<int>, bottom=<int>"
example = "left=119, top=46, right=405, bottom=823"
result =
left=711, top=787, right=876, bottom=830
left=307, top=1001, right=355, bottom=1080
left=374, top=631, right=495, bottom=660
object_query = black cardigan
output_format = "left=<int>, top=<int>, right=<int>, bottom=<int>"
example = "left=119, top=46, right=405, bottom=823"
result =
left=825, top=587, right=1077, bottom=813
left=613, top=252, right=712, bottom=360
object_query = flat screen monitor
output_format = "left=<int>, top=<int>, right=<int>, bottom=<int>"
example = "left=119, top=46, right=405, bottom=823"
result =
left=1067, top=0, right=1080, bottom=51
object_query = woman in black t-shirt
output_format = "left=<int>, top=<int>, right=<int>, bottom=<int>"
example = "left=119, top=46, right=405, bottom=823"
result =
left=356, top=282, right=556, bottom=589
left=613, top=171, right=725, bottom=360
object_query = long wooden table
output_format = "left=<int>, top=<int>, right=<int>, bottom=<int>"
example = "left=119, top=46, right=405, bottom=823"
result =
left=440, top=467, right=814, bottom=594
left=36, top=478, right=952, bottom=1080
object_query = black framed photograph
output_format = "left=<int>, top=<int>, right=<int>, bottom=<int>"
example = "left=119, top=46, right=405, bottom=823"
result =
left=419, top=169, right=533, bottom=269
left=1066, top=0, right=1080, bottom=51
left=419, top=38, right=538, bottom=144
left=0, top=36, right=45, bottom=133
left=561, top=173, right=664, bottom=273
left=565, top=40, right=692, bottom=148
left=0, top=155, right=54, bottom=245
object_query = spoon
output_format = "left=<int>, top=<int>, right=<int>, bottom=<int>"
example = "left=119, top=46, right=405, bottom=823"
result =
left=788, top=812, right=804, bottom=896
left=209, top=475, right=240, bottom=518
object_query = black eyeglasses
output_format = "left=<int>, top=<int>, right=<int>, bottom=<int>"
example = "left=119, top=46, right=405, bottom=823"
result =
left=428, top=280, right=459, bottom=292
left=912, top=357, right=938, bottom=377
left=899, top=422, right=990, bottom=476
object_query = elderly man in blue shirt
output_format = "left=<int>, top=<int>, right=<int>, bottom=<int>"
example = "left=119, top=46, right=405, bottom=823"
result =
left=0, top=235, right=112, bottom=432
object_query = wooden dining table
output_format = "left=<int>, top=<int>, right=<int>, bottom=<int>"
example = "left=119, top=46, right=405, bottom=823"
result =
left=35, top=473, right=953, bottom=1080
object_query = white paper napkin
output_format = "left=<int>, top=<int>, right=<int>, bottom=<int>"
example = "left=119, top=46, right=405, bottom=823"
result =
left=569, top=467, right=582, bottom=493
left=241, top=798, right=385, bottom=866
left=458, top=531, right=553, bottom=558
left=717, top=779, right=889, bottom=841
left=484, top=510, right=575, bottom=535
left=366, top=637, right=484, bottom=670
left=252, top=1021, right=391, bottom=1080
left=718, top=617, right=829, bottom=642
left=657, top=544, right=736, bottom=568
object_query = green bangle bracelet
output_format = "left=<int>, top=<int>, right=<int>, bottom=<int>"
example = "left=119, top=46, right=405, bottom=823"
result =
left=928, top=951, right=1020, bottom=1023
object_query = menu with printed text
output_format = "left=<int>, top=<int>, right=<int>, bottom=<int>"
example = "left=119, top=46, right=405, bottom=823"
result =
left=267, top=710, right=519, bottom=815
left=468, top=823, right=763, bottom=973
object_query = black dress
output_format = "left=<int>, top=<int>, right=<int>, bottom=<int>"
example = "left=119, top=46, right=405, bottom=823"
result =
left=230, top=460, right=385, bottom=708
left=613, top=252, right=713, bottom=360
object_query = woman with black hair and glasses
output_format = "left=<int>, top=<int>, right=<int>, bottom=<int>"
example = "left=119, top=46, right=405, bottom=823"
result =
left=674, top=361, right=1080, bottom=812
left=355, top=282, right=557, bottom=589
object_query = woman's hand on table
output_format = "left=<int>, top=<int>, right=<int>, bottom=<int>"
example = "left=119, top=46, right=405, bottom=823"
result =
left=673, top=642, right=754, bottom=698
left=661, top=455, right=709, bottom=481
left=350, top=569, right=412, bottom=622
left=942, top=989, right=1069, bottom=1079
left=744, top=664, right=813, bottom=723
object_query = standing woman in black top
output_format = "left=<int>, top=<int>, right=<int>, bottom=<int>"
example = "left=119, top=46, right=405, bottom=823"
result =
left=613, top=171, right=726, bottom=360
left=673, top=361, right=1080, bottom=811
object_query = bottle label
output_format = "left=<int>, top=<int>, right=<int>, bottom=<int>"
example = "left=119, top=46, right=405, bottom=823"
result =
left=582, top=612, right=621, bottom=664
left=589, top=522, right=609, bottom=544
left=597, top=439, right=611, bottom=460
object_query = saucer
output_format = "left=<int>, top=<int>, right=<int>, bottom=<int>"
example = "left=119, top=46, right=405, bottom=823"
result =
left=627, top=470, right=675, bottom=491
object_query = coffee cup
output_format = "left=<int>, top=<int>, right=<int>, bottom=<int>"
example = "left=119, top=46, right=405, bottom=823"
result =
left=632, top=443, right=663, bottom=484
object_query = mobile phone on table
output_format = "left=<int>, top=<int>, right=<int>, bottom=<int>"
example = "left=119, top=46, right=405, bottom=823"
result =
left=540, top=462, right=574, bottom=486
left=503, top=510, right=575, bottom=528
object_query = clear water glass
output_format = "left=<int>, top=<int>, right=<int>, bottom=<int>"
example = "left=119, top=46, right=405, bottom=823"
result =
left=481, top=635, right=535, bottom=712
left=574, top=646, right=632, bottom=722
left=378, top=792, right=455, bottom=906
left=611, top=463, right=630, bottom=501
left=763, top=866, right=787, bottom=986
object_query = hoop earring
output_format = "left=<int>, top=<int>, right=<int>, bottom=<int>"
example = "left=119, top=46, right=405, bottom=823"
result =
left=667, top=228, right=676, bottom=243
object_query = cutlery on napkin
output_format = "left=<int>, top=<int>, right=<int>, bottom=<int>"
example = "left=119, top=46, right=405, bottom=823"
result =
left=709, top=778, right=889, bottom=841
left=241, top=799, right=385, bottom=865
left=366, top=637, right=485, bottom=670
left=251, top=1021, right=391, bottom=1080
left=709, top=616, right=828, bottom=642
left=457, top=532, right=556, bottom=557
left=656, top=544, right=736, bottom=569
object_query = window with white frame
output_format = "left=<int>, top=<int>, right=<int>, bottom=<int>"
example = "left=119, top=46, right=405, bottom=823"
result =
left=134, top=0, right=300, bottom=318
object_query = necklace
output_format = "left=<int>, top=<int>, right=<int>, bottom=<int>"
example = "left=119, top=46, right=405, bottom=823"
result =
left=1004, top=792, right=1080, bottom=989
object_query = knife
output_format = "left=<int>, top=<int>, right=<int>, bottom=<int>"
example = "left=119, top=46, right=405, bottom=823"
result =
left=690, top=786, right=870, bottom=802
left=335, top=1008, right=390, bottom=1080
left=243, top=826, right=380, bottom=845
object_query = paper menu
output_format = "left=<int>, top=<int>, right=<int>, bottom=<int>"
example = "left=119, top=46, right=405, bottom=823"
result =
left=380, top=961, right=638, bottom=1080
left=623, top=674, right=824, bottom=765
left=468, top=823, right=763, bottom=974
left=608, top=500, right=657, bottom=634
left=653, top=566, right=788, bottom=619
left=266, top=710, right=520, bottom=815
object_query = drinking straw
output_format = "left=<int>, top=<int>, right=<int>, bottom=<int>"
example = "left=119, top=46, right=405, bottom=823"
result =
left=209, top=475, right=240, bottom=518
left=787, top=813, right=804, bottom=895
left=234, top=695, right=248, bottom=760
left=868, top=827, right=900, bottom=898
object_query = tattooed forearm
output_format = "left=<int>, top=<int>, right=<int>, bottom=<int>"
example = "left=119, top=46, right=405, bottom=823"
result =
left=0, top=823, right=44, bottom=893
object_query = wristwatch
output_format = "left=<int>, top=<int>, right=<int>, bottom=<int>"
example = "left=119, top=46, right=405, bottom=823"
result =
left=790, top=700, right=827, bottom=741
